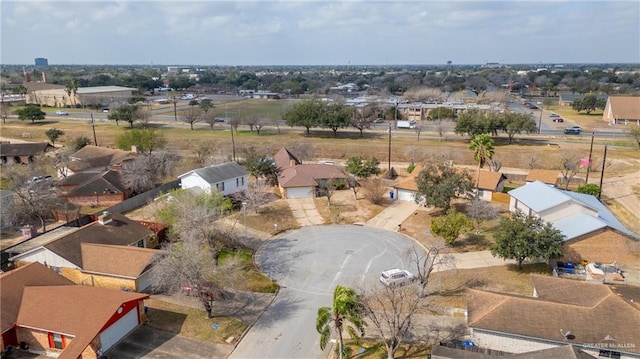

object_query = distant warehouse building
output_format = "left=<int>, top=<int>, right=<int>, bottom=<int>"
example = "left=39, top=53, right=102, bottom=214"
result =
left=27, top=85, right=137, bottom=108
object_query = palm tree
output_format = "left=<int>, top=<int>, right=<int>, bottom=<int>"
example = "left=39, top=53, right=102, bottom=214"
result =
left=469, top=134, right=495, bottom=194
left=316, top=285, right=365, bottom=359
left=65, top=78, right=78, bottom=106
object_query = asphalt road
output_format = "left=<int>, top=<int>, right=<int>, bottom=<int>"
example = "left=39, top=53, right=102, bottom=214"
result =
left=229, top=225, right=423, bottom=359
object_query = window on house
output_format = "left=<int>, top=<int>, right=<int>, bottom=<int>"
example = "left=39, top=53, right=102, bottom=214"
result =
left=220, top=182, right=225, bottom=191
left=241, top=177, right=244, bottom=186
left=48, top=333, right=65, bottom=349
left=136, top=239, right=145, bottom=248
left=236, top=178, right=239, bottom=186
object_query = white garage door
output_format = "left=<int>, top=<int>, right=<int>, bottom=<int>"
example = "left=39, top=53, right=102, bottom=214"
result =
left=100, top=308, right=138, bottom=351
left=287, top=187, right=313, bottom=199
left=397, top=189, right=416, bottom=202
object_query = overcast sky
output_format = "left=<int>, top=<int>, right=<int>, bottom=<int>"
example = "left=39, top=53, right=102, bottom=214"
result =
left=1, top=1, right=639, bottom=66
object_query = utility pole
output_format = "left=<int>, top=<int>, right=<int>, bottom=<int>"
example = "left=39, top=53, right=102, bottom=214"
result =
left=585, top=132, right=595, bottom=183
left=387, top=124, right=392, bottom=171
left=90, top=113, right=98, bottom=146
left=598, top=145, right=608, bottom=201
left=173, top=96, right=177, bottom=121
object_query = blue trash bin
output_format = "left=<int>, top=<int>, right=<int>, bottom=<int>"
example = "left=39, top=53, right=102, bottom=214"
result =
left=390, top=191, right=394, bottom=199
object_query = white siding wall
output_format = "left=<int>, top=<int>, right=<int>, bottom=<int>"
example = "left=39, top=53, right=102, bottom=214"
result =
left=472, top=329, right=640, bottom=359
left=217, top=175, right=248, bottom=196
left=509, top=198, right=534, bottom=216
left=12, top=248, right=78, bottom=269
left=472, top=329, right=559, bottom=353
left=538, top=201, right=598, bottom=223
left=180, top=173, right=212, bottom=193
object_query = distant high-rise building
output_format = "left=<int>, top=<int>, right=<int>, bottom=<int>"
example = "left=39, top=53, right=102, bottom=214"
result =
left=34, top=57, right=48, bottom=67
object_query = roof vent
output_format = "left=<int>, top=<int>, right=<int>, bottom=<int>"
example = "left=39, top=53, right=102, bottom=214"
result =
left=98, top=211, right=113, bottom=225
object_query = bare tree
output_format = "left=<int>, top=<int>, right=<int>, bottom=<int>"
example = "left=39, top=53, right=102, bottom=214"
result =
left=316, top=178, right=338, bottom=206
left=360, top=284, right=424, bottom=359
left=347, top=175, right=360, bottom=200
left=560, top=154, right=581, bottom=190
left=4, top=162, right=59, bottom=232
left=466, top=197, right=500, bottom=232
left=350, top=105, right=374, bottom=137
left=204, top=111, right=218, bottom=130
left=287, top=141, right=315, bottom=162
left=121, top=151, right=177, bottom=194
left=435, top=120, right=454, bottom=142
left=488, top=158, right=502, bottom=172
left=406, top=245, right=455, bottom=298
left=245, top=116, right=258, bottom=132
left=236, top=179, right=272, bottom=214
left=361, top=177, right=387, bottom=205
left=193, top=146, right=213, bottom=165
left=254, top=118, right=267, bottom=135
left=229, top=116, right=241, bottom=132
left=137, top=108, right=152, bottom=128
left=180, top=107, right=202, bottom=130
left=151, top=231, right=239, bottom=318
left=53, top=147, right=74, bottom=177
left=414, top=125, right=423, bottom=141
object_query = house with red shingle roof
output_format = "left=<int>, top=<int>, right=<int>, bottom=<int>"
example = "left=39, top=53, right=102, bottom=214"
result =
left=391, top=169, right=505, bottom=203
left=274, top=148, right=348, bottom=199
left=1, top=262, right=149, bottom=359
left=467, top=275, right=640, bottom=358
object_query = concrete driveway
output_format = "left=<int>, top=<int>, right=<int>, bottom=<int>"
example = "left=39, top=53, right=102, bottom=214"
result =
left=286, top=198, right=324, bottom=226
left=106, top=326, right=230, bottom=359
left=365, top=200, right=420, bottom=231
left=229, top=225, right=423, bottom=359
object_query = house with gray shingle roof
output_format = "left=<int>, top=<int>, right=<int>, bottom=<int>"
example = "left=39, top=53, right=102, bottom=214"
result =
left=0, top=142, right=53, bottom=164
left=178, top=162, right=248, bottom=196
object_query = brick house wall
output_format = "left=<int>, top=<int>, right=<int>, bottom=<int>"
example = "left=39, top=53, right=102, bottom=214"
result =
left=60, top=267, right=137, bottom=291
left=15, top=327, right=71, bottom=356
left=66, top=193, right=126, bottom=207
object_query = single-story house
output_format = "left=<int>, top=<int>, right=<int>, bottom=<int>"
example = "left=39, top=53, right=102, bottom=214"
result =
left=277, top=164, right=349, bottom=199
left=525, top=169, right=559, bottom=186
left=467, top=275, right=640, bottom=358
left=0, top=142, right=53, bottom=164
left=56, top=170, right=129, bottom=207
left=178, top=162, right=249, bottom=196
left=392, top=169, right=506, bottom=203
left=602, top=96, right=640, bottom=125
left=79, top=243, right=164, bottom=292
left=1, top=262, right=73, bottom=352
left=8, top=212, right=160, bottom=289
left=63, top=145, right=134, bottom=177
left=1, top=262, right=149, bottom=359
left=274, top=147, right=302, bottom=171
left=508, top=180, right=639, bottom=262
left=558, top=94, right=584, bottom=107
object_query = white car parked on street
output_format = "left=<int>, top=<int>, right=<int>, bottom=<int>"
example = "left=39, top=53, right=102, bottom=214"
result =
left=380, top=268, right=416, bottom=287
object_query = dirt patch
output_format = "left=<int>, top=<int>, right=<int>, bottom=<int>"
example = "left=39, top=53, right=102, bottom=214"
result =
left=314, top=189, right=386, bottom=224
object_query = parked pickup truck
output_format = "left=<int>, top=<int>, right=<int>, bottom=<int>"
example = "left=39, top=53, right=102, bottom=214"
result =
left=397, top=120, right=416, bottom=129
